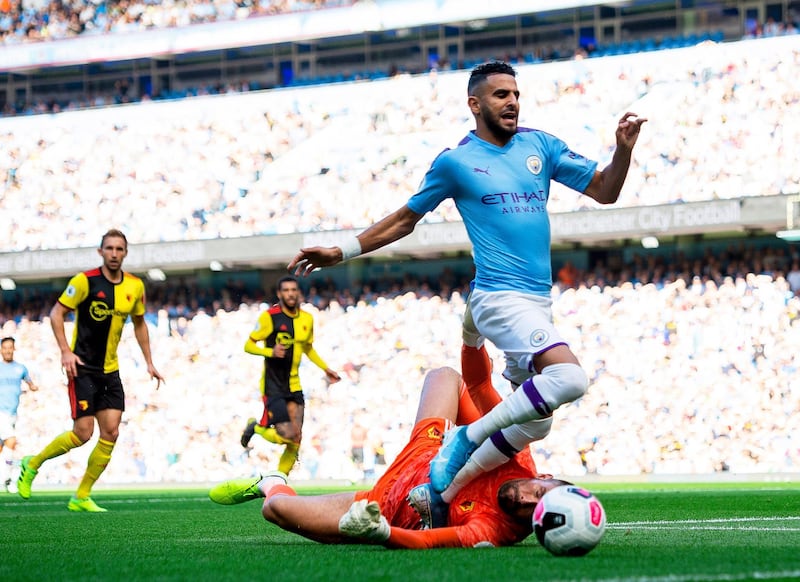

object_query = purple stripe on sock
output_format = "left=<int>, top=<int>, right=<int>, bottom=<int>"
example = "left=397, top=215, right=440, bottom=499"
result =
left=521, top=378, right=552, bottom=417
left=490, top=431, right=519, bottom=459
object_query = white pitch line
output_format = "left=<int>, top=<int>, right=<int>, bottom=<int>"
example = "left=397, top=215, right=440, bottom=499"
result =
left=0, top=496, right=206, bottom=508
left=585, top=571, right=800, bottom=582
left=611, top=516, right=800, bottom=526
left=607, top=525, right=800, bottom=531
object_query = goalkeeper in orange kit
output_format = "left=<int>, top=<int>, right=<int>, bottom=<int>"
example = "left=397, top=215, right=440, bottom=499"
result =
left=210, top=344, right=571, bottom=549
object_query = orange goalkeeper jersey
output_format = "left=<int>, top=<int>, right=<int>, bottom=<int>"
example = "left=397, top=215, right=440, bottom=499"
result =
left=355, top=417, right=537, bottom=549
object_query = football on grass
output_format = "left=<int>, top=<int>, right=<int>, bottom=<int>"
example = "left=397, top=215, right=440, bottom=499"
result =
left=533, top=485, right=606, bottom=556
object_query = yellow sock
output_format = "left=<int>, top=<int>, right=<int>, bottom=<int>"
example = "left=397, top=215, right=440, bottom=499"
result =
left=30, top=431, right=83, bottom=470
left=278, top=443, right=300, bottom=475
left=255, top=426, right=293, bottom=445
left=76, top=438, right=115, bottom=499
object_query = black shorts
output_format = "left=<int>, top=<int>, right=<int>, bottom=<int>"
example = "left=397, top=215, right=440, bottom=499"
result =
left=263, top=391, right=304, bottom=426
left=69, top=370, right=125, bottom=419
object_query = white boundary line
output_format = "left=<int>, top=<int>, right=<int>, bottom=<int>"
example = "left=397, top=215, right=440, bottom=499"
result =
left=588, top=572, right=800, bottom=582
left=611, top=516, right=800, bottom=526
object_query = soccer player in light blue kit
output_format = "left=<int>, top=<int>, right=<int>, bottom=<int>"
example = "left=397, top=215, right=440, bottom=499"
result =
left=0, top=337, right=38, bottom=490
left=289, top=61, right=647, bottom=504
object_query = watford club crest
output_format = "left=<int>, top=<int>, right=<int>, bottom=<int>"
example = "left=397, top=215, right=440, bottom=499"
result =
left=426, top=426, right=443, bottom=441
left=78, top=400, right=89, bottom=411
left=458, top=500, right=476, bottom=513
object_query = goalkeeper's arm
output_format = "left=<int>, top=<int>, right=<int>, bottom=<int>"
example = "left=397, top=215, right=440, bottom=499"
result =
left=385, top=526, right=463, bottom=549
left=338, top=499, right=470, bottom=549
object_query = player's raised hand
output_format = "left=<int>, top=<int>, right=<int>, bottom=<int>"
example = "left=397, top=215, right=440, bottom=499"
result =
left=616, top=112, right=647, bottom=150
left=288, top=246, right=342, bottom=277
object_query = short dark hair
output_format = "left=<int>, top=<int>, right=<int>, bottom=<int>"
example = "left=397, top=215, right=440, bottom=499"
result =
left=100, top=229, right=128, bottom=249
left=1, top=336, right=14, bottom=345
left=277, top=275, right=298, bottom=290
left=468, top=61, right=517, bottom=95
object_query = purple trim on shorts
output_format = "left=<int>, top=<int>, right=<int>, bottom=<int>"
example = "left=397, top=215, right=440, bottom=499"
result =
left=524, top=342, right=568, bottom=373
left=521, top=377, right=552, bottom=417
left=531, top=342, right=568, bottom=370
left=534, top=341, right=567, bottom=356
left=489, top=431, right=520, bottom=459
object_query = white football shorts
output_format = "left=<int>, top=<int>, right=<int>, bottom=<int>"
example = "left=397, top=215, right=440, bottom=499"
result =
left=466, top=289, right=568, bottom=385
left=0, top=412, right=17, bottom=442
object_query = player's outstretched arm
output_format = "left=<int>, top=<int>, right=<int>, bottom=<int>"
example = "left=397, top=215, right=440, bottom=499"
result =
left=288, top=205, right=424, bottom=277
left=338, top=500, right=464, bottom=549
left=583, top=112, right=648, bottom=205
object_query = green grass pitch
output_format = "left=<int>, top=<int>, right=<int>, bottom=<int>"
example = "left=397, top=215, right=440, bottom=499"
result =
left=3, top=481, right=799, bottom=582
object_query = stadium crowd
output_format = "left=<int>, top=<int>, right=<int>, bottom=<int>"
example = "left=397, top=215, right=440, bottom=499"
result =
left=3, top=240, right=799, bottom=487
left=2, top=35, right=799, bottom=253
left=1, top=0, right=798, bottom=116
left=0, top=0, right=351, bottom=45
left=4, top=241, right=800, bottom=325
left=1, top=8, right=798, bottom=488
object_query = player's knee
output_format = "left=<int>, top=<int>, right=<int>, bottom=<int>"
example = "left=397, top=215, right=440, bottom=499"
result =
left=73, top=427, right=93, bottom=443
left=262, top=495, right=294, bottom=527
left=100, top=428, right=120, bottom=442
left=277, top=427, right=300, bottom=443
left=542, top=363, right=588, bottom=407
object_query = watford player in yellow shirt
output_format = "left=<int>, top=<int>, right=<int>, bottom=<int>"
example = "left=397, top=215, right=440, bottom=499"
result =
left=241, top=276, right=340, bottom=475
left=17, top=229, right=164, bottom=511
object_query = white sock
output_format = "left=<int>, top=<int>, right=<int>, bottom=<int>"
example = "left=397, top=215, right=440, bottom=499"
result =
left=465, top=363, right=586, bottom=445
left=442, top=439, right=504, bottom=503
left=443, top=417, right=553, bottom=501
left=257, top=473, right=287, bottom=496
left=0, top=448, right=13, bottom=482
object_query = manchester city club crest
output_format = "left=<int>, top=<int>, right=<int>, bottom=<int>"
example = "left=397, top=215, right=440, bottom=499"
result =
left=526, top=155, right=542, bottom=175
left=529, top=329, right=549, bottom=347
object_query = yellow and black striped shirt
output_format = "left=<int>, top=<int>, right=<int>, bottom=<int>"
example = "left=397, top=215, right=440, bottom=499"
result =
left=246, top=304, right=328, bottom=395
left=58, top=268, right=147, bottom=374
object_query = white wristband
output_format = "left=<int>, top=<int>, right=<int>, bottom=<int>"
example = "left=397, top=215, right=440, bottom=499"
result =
left=339, top=236, right=362, bottom=261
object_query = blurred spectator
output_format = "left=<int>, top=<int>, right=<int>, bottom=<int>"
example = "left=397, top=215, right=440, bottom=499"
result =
left=787, top=259, right=800, bottom=296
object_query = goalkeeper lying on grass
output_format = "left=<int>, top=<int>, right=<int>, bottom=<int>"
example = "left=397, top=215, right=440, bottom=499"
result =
left=209, top=345, right=569, bottom=549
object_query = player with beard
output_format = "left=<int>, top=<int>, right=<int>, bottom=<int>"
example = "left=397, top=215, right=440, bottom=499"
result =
left=288, top=60, right=646, bottom=507
left=240, top=275, right=340, bottom=476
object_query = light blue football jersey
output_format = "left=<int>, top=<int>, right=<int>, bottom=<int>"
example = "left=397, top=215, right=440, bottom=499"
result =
left=408, top=128, right=597, bottom=295
left=0, top=360, right=31, bottom=415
